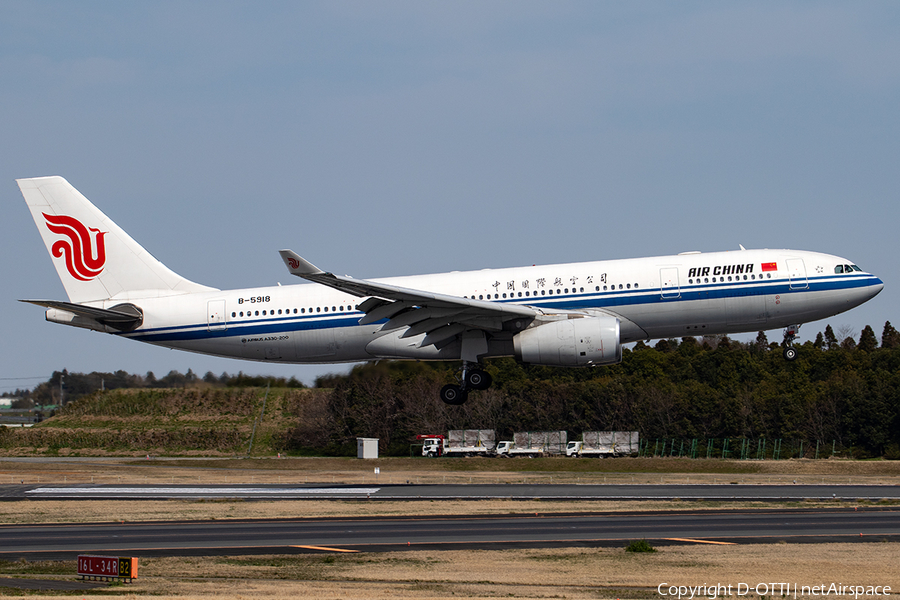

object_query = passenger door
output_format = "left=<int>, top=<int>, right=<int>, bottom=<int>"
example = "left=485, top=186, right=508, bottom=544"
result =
left=660, top=268, right=680, bottom=299
left=207, top=300, right=227, bottom=331
left=787, top=258, right=808, bottom=290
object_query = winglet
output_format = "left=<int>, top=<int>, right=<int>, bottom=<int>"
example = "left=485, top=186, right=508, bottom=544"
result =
left=279, top=250, right=325, bottom=277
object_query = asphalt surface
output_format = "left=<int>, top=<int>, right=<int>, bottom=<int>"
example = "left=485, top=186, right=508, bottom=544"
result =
left=2, top=507, right=900, bottom=561
left=4, top=482, right=900, bottom=501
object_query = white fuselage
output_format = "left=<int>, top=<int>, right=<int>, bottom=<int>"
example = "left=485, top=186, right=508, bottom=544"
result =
left=90, top=248, right=882, bottom=364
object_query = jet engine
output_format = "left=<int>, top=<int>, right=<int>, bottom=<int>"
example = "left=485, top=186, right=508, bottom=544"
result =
left=512, top=316, right=621, bottom=367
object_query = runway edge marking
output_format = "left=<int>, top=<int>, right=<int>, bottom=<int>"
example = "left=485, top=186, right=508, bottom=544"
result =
left=664, top=538, right=737, bottom=545
left=291, top=545, right=360, bottom=553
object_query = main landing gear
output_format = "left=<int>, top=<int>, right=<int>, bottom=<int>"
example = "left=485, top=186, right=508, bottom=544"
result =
left=439, top=362, right=493, bottom=405
left=782, top=324, right=801, bottom=361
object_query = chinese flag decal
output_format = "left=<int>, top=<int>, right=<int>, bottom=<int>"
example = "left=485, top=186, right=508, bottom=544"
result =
left=761, top=262, right=778, bottom=272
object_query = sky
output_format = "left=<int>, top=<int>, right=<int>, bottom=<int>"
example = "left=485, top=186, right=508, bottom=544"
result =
left=2, top=2, right=899, bottom=393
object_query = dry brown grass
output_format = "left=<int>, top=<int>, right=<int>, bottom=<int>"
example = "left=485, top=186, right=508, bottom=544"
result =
left=2, top=544, right=898, bottom=599
left=1, top=497, right=848, bottom=525
left=3, top=456, right=900, bottom=489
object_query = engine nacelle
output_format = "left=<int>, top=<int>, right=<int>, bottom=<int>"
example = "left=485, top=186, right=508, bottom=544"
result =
left=513, top=316, right=621, bottom=367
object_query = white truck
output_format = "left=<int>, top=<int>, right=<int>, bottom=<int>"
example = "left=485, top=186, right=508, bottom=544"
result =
left=496, top=431, right=567, bottom=457
left=419, top=429, right=497, bottom=457
left=566, top=431, right=640, bottom=457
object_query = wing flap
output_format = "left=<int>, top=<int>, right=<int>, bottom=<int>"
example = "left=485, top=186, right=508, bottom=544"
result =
left=383, top=307, right=463, bottom=331
left=420, top=323, right=468, bottom=347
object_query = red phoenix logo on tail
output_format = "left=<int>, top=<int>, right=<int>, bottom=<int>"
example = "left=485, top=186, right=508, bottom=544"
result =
left=42, top=213, right=108, bottom=281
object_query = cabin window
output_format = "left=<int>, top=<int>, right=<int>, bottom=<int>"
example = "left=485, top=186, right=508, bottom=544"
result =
left=316, top=307, right=321, bottom=313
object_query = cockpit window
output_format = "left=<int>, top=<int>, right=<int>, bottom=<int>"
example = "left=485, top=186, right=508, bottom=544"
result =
left=836, top=264, right=864, bottom=274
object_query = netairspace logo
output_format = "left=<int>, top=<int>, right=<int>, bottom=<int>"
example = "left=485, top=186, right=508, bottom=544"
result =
left=657, top=583, right=892, bottom=599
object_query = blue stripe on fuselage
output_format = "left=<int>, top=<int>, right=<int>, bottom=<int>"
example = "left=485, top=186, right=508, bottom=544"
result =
left=121, top=274, right=882, bottom=343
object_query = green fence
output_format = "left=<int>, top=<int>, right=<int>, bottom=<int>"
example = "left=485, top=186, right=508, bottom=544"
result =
left=638, top=438, right=844, bottom=459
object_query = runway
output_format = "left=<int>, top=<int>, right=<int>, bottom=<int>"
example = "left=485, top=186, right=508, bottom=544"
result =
left=3, top=507, right=900, bottom=560
left=4, top=482, right=900, bottom=559
left=5, top=482, right=900, bottom=501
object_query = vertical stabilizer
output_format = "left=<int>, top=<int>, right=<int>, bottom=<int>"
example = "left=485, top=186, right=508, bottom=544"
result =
left=18, top=176, right=216, bottom=303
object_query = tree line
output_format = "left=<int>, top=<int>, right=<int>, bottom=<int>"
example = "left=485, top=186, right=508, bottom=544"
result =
left=283, top=322, right=900, bottom=458
left=7, top=369, right=305, bottom=408
left=7, top=322, right=900, bottom=459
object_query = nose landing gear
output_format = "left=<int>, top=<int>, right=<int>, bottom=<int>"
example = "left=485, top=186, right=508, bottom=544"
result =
left=439, top=362, right=493, bottom=405
left=782, top=324, right=801, bottom=361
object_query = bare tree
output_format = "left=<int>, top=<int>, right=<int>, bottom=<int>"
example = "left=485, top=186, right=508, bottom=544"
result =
left=836, top=324, right=857, bottom=344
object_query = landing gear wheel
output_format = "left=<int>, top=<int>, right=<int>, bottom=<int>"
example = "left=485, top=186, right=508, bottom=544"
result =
left=782, top=324, right=801, bottom=362
left=465, top=369, right=492, bottom=391
left=440, top=384, right=468, bottom=405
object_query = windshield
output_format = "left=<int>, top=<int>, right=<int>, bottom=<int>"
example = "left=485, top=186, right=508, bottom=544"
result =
left=834, top=264, right=863, bottom=274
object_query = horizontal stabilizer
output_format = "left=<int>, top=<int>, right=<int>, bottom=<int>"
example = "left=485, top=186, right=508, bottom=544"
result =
left=21, top=299, right=143, bottom=331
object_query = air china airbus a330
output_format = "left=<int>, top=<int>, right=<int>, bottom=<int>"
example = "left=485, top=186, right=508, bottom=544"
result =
left=18, top=176, right=884, bottom=404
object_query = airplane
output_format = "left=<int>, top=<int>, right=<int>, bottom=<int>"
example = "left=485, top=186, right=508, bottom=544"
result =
left=18, top=176, right=884, bottom=405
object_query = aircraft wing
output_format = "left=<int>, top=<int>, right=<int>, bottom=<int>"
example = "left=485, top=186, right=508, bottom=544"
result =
left=279, top=250, right=536, bottom=348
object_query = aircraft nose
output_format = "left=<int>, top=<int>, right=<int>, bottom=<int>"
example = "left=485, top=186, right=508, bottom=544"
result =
left=869, top=276, right=885, bottom=298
